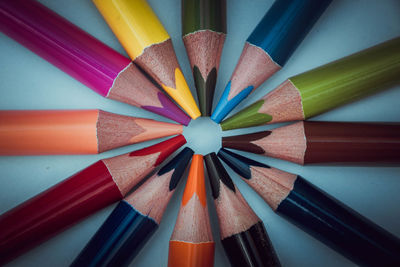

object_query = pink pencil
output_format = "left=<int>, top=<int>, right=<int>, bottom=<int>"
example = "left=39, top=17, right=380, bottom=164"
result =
left=0, top=0, right=190, bottom=125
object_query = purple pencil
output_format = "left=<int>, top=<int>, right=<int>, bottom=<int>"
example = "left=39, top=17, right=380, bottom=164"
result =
left=0, top=0, right=190, bottom=125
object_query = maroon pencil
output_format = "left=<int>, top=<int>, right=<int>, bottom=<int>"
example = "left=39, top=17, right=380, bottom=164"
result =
left=222, top=121, right=400, bottom=165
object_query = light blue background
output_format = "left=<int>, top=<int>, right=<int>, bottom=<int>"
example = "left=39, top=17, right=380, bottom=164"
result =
left=1, top=0, right=400, bottom=266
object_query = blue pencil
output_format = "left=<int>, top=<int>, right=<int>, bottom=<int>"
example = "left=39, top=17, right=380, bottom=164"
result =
left=71, top=147, right=194, bottom=267
left=211, top=0, right=332, bottom=123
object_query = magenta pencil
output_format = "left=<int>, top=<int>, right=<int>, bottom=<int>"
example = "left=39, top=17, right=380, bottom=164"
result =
left=0, top=0, right=190, bottom=125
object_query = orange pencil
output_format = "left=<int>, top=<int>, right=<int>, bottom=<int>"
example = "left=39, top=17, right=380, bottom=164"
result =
left=0, top=110, right=183, bottom=155
left=168, top=154, right=215, bottom=267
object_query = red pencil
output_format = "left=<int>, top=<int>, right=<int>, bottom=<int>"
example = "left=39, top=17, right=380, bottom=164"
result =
left=0, top=135, right=185, bottom=265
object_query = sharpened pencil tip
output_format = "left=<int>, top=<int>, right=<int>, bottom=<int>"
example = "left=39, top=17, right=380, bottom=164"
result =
left=220, top=100, right=272, bottom=130
left=211, top=81, right=254, bottom=123
left=182, top=155, right=206, bottom=206
left=204, top=153, right=235, bottom=199
left=193, top=66, right=217, bottom=116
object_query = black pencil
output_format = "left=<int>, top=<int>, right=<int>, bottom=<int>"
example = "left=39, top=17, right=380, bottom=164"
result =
left=204, top=153, right=281, bottom=267
left=218, top=148, right=400, bottom=266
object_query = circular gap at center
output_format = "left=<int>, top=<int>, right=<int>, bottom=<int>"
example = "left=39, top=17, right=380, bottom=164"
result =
left=183, top=116, right=222, bottom=155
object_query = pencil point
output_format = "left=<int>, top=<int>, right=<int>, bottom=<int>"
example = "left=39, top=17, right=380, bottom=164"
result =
left=211, top=81, right=254, bottom=123
left=162, top=68, right=201, bottom=120
left=204, top=153, right=235, bottom=199
left=222, top=131, right=271, bottom=154
left=143, top=92, right=191, bottom=126
left=182, top=155, right=206, bottom=206
left=193, top=66, right=217, bottom=116
left=220, top=100, right=272, bottom=130
left=157, top=147, right=194, bottom=191
left=218, top=148, right=270, bottom=179
left=129, top=135, right=186, bottom=166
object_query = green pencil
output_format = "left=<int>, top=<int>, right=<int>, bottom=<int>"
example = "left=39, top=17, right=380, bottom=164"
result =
left=182, top=0, right=227, bottom=116
left=221, top=37, right=400, bottom=131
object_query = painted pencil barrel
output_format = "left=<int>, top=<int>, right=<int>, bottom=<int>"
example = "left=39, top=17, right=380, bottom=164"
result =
left=0, top=0, right=129, bottom=97
left=291, top=37, right=400, bottom=119
left=92, top=0, right=169, bottom=61
left=0, top=110, right=98, bottom=155
left=277, top=176, right=400, bottom=266
left=248, top=0, right=332, bottom=66
left=182, top=0, right=226, bottom=36
left=303, top=121, right=400, bottom=164
left=182, top=0, right=227, bottom=116
left=168, top=241, right=215, bottom=267
left=71, top=200, right=157, bottom=267
left=221, top=221, right=281, bottom=267
left=0, top=161, right=122, bottom=265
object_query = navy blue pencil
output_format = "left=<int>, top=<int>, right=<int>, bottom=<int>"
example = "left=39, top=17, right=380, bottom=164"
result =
left=218, top=148, right=400, bottom=266
left=211, top=0, right=332, bottom=123
left=71, top=147, right=194, bottom=267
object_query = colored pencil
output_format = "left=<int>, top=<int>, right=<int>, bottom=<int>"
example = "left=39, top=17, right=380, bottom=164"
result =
left=0, top=135, right=185, bottom=265
left=220, top=37, right=400, bottom=130
left=71, top=147, right=193, bottom=267
left=222, top=121, right=400, bottom=165
left=211, top=0, right=332, bottom=123
left=168, top=154, right=215, bottom=267
left=0, top=0, right=190, bottom=125
left=218, top=148, right=400, bottom=266
left=182, top=0, right=226, bottom=116
left=204, top=153, right=281, bottom=267
left=93, top=0, right=201, bottom=119
left=0, top=109, right=183, bottom=155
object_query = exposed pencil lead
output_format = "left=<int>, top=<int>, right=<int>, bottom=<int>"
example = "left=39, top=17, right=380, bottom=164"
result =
left=222, top=131, right=271, bottom=154
left=157, top=147, right=194, bottom=191
left=218, top=148, right=270, bottom=179
left=204, top=153, right=235, bottom=199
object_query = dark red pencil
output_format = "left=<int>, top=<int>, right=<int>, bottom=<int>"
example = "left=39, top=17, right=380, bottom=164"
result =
left=222, top=121, right=400, bottom=164
left=0, top=135, right=186, bottom=265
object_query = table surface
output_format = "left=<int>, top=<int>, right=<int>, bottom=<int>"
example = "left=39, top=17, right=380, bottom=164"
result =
left=1, top=0, right=400, bottom=266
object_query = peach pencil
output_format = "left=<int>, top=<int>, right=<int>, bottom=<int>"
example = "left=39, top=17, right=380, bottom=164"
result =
left=0, top=109, right=183, bottom=155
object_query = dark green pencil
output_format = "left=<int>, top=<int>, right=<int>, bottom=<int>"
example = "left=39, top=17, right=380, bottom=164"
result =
left=182, top=0, right=227, bottom=116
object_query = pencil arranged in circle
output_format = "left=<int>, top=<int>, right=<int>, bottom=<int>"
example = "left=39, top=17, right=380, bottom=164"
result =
left=168, top=154, right=215, bottom=267
left=71, top=147, right=193, bottom=267
left=204, top=153, right=281, bottom=267
left=182, top=0, right=226, bottom=116
left=0, top=109, right=183, bottom=155
left=221, top=37, right=400, bottom=130
left=0, top=135, right=185, bottom=265
left=0, top=0, right=190, bottom=125
left=93, top=0, right=201, bottom=120
left=211, top=0, right=332, bottom=123
left=222, top=121, right=400, bottom=165
left=218, top=148, right=400, bottom=266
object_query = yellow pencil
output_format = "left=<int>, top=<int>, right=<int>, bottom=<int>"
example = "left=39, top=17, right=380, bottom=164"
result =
left=93, top=0, right=201, bottom=119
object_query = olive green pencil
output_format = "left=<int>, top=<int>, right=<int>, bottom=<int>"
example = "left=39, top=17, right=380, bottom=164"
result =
left=221, top=37, right=400, bottom=131
left=182, top=0, right=227, bottom=116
